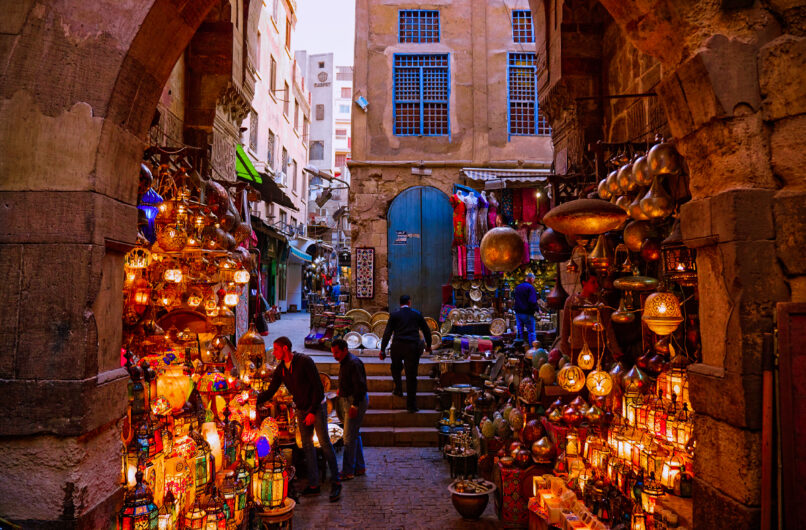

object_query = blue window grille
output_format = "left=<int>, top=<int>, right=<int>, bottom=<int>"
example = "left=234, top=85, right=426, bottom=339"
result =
left=393, top=54, right=450, bottom=136
left=512, top=10, right=534, bottom=43
left=399, top=10, right=440, bottom=43
left=507, top=53, right=551, bottom=137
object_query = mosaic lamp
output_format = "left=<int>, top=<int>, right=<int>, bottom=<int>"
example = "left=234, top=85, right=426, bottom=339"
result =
left=119, top=470, right=159, bottom=530
left=642, top=292, right=683, bottom=335
left=252, top=449, right=292, bottom=510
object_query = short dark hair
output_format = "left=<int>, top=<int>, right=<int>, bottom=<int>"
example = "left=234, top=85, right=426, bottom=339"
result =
left=331, top=338, right=348, bottom=351
left=273, top=336, right=292, bottom=350
left=400, top=294, right=411, bottom=305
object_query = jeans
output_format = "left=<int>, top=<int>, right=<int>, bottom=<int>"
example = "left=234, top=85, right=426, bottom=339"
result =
left=297, top=401, right=339, bottom=487
left=391, top=341, right=422, bottom=410
left=516, top=313, right=536, bottom=345
left=340, top=394, right=369, bottom=475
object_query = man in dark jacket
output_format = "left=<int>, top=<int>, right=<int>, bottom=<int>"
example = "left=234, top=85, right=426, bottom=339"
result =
left=380, top=295, right=432, bottom=413
left=257, top=336, right=341, bottom=501
left=513, top=272, right=539, bottom=344
left=331, top=338, right=368, bottom=480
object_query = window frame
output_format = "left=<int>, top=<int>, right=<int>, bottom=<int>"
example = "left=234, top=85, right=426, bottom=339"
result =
left=315, top=104, right=325, bottom=121
left=507, top=52, right=551, bottom=138
left=392, top=53, right=451, bottom=137
left=283, top=82, right=290, bottom=116
left=269, top=56, right=277, bottom=95
left=310, top=140, right=324, bottom=160
left=511, top=10, right=535, bottom=44
left=267, top=129, right=275, bottom=169
left=398, top=10, right=440, bottom=43
left=340, top=87, right=352, bottom=99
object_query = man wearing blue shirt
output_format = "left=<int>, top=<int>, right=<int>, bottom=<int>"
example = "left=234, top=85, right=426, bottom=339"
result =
left=513, top=272, right=539, bottom=344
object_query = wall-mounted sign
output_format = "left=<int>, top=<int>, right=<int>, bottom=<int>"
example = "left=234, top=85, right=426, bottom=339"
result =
left=393, top=231, right=420, bottom=245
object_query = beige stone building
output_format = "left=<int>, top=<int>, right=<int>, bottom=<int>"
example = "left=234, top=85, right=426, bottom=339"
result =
left=350, top=0, right=553, bottom=315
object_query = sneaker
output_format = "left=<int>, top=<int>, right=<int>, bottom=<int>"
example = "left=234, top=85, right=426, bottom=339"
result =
left=355, top=468, right=366, bottom=476
left=301, top=485, right=321, bottom=496
left=329, top=482, right=342, bottom=502
left=338, top=472, right=354, bottom=481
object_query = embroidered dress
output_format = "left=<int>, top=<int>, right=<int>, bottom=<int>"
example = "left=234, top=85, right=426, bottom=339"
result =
left=463, top=192, right=479, bottom=248
left=449, top=193, right=467, bottom=247
left=521, top=188, right=538, bottom=226
left=529, top=226, right=544, bottom=261
left=477, top=192, right=489, bottom=237
left=488, top=192, right=499, bottom=228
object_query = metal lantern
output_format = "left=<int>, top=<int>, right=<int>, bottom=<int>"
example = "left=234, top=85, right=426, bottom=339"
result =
left=189, top=429, right=213, bottom=495
left=203, top=488, right=228, bottom=530
left=252, top=449, right=292, bottom=510
left=578, top=341, right=595, bottom=370
left=183, top=498, right=207, bottom=529
left=642, top=292, right=683, bottom=335
left=557, top=364, right=586, bottom=392
left=543, top=198, right=628, bottom=236
left=480, top=227, right=526, bottom=272
left=661, top=219, right=697, bottom=286
left=660, top=455, right=683, bottom=490
left=119, top=470, right=159, bottom=530
left=586, top=369, right=614, bottom=397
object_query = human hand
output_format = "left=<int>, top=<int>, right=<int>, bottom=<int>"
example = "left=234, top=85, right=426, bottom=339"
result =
left=379, top=350, right=386, bottom=361
left=304, top=413, right=316, bottom=426
left=348, top=405, right=358, bottom=419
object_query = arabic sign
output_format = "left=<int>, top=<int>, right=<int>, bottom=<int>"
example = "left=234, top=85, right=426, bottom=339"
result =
left=393, top=231, right=420, bottom=245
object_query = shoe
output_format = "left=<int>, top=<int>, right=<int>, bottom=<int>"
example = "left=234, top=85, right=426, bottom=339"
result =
left=392, top=390, right=403, bottom=398
left=302, top=485, right=321, bottom=496
left=338, top=472, right=354, bottom=481
left=355, top=468, right=366, bottom=476
left=407, top=407, right=419, bottom=413
left=329, top=482, right=342, bottom=502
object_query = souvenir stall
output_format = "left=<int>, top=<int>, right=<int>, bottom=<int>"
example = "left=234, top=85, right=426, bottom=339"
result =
left=440, top=139, right=699, bottom=530
left=117, top=151, right=331, bottom=529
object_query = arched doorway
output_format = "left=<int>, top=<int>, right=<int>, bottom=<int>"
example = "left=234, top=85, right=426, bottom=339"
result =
left=386, top=186, right=452, bottom=318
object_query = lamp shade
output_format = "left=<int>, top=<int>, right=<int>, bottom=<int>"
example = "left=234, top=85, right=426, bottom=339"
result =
left=642, top=292, right=683, bottom=335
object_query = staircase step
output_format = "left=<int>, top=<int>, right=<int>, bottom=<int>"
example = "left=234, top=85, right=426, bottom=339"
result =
left=367, top=391, right=438, bottom=410
left=361, top=426, right=438, bottom=447
left=329, top=376, right=436, bottom=393
left=362, top=409, right=441, bottom=428
left=313, top=359, right=436, bottom=377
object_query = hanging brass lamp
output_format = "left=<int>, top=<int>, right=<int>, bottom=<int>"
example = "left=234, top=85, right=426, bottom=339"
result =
left=628, top=192, right=650, bottom=220
left=639, top=177, right=674, bottom=219
left=606, top=170, right=621, bottom=196
left=598, top=179, right=612, bottom=200
left=589, top=234, right=614, bottom=273
left=542, top=199, right=628, bottom=236
left=611, top=295, right=637, bottom=324
left=632, top=154, right=652, bottom=186
left=617, top=161, right=637, bottom=192
left=647, top=140, right=682, bottom=177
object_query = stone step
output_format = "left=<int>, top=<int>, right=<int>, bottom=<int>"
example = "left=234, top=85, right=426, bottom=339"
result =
left=367, top=391, right=438, bottom=410
left=361, top=426, right=439, bottom=447
left=329, top=375, right=436, bottom=393
left=313, top=359, right=435, bottom=377
left=362, top=409, right=442, bottom=428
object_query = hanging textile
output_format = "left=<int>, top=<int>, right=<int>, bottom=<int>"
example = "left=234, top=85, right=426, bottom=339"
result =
left=463, top=192, right=479, bottom=248
left=477, top=192, right=489, bottom=236
left=501, top=189, right=514, bottom=226
left=517, top=225, right=530, bottom=264
left=521, top=188, right=538, bottom=226
left=529, top=226, right=544, bottom=261
left=449, top=193, right=467, bottom=247
left=487, top=192, right=499, bottom=228
left=513, top=188, right=524, bottom=224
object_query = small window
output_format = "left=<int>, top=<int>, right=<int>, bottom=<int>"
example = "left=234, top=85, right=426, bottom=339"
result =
left=249, top=110, right=258, bottom=152
left=310, top=141, right=324, bottom=160
left=335, top=153, right=347, bottom=167
left=267, top=129, right=275, bottom=168
left=315, top=104, right=325, bottom=121
left=294, top=100, right=299, bottom=130
left=393, top=54, right=449, bottom=136
left=256, top=31, right=261, bottom=66
left=280, top=210, right=287, bottom=225
left=285, top=18, right=292, bottom=49
left=292, top=160, right=298, bottom=192
left=269, top=56, right=277, bottom=94
left=335, top=128, right=347, bottom=138
left=303, top=118, right=309, bottom=143
left=338, top=104, right=350, bottom=114
left=281, top=147, right=288, bottom=174
left=399, top=10, right=440, bottom=43
left=318, top=61, right=325, bottom=69
left=512, top=10, right=535, bottom=43
left=507, top=53, right=550, bottom=136
left=283, top=82, right=290, bottom=115
left=340, top=87, right=352, bottom=99
left=336, top=69, right=353, bottom=81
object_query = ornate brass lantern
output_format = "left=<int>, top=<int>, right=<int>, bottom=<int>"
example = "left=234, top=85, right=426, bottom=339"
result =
left=252, top=449, right=293, bottom=510
left=661, top=219, right=697, bottom=287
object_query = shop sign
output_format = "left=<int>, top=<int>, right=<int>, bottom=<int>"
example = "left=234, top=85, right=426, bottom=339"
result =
left=393, top=231, right=420, bottom=245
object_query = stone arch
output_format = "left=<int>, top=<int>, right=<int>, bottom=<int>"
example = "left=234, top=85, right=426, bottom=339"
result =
left=0, top=1, right=233, bottom=525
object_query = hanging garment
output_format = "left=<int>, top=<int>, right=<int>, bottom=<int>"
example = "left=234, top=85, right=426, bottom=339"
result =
left=466, top=246, right=476, bottom=275
left=457, top=245, right=467, bottom=278
left=450, top=193, right=467, bottom=246
left=477, top=191, right=489, bottom=237
left=463, top=192, right=479, bottom=247
left=517, top=225, right=530, bottom=264
left=501, top=189, right=514, bottom=226
left=537, top=193, right=550, bottom=222
left=488, top=192, right=499, bottom=228
left=513, top=189, right=524, bottom=224
left=529, top=226, right=544, bottom=261
left=521, top=188, right=538, bottom=226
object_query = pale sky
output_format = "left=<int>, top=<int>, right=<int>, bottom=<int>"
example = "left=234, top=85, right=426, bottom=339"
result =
left=294, top=0, right=356, bottom=67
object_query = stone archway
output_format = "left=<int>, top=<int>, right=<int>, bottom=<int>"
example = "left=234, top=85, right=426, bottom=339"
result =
left=0, top=1, right=228, bottom=526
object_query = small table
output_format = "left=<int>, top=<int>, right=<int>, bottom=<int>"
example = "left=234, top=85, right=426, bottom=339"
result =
left=256, top=498, right=296, bottom=529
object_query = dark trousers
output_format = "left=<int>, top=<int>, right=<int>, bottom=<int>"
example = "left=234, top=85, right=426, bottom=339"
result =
left=391, top=340, right=422, bottom=410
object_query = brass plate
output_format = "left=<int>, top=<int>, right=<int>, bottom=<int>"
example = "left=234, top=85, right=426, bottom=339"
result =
left=425, top=317, right=438, bottom=331
left=370, top=311, right=390, bottom=326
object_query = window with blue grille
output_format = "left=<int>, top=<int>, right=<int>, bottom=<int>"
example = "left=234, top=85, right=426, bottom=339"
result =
left=512, top=10, right=534, bottom=43
left=508, top=53, right=551, bottom=136
left=394, top=54, right=450, bottom=136
left=399, top=10, right=440, bottom=43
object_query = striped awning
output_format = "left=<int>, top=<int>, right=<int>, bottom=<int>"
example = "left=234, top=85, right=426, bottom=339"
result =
left=461, top=167, right=552, bottom=184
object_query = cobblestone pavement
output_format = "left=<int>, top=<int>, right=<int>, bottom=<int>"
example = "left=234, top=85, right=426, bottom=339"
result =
left=290, top=447, right=500, bottom=529
left=266, top=311, right=321, bottom=355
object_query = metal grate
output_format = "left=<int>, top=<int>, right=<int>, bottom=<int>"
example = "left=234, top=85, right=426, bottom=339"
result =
left=507, top=53, right=551, bottom=136
left=399, top=10, right=440, bottom=43
left=512, top=10, right=534, bottom=43
left=393, top=54, right=449, bottom=136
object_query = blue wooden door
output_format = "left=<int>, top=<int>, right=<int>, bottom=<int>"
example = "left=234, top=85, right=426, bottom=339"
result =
left=387, top=186, right=453, bottom=318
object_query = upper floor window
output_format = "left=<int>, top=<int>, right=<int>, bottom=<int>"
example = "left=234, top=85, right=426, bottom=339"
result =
left=303, top=118, right=309, bottom=144
left=512, top=10, right=534, bottom=43
left=310, top=141, right=324, bottom=160
left=269, top=56, right=277, bottom=93
left=341, top=87, right=352, bottom=99
left=335, top=153, right=347, bottom=167
left=507, top=53, right=550, bottom=136
left=335, top=128, right=347, bottom=139
left=294, top=100, right=299, bottom=130
left=338, top=104, right=351, bottom=114
left=399, top=10, right=440, bottom=43
left=281, top=147, right=288, bottom=174
left=315, top=104, right=325, bottom=121
left=249, top=110, right=258, bottom=152
left=291, top=159, right=298, bottom=192
left=285, top=18, right=292, bottom=49
left=283, top=82, right=290, bottom=115
left=267, top=130, right=275, bottom=168
left=393, top=54, right=449, bottom=136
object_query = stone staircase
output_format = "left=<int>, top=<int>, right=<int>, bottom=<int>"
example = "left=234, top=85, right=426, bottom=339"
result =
left=313, top=357, right=441, bottom=447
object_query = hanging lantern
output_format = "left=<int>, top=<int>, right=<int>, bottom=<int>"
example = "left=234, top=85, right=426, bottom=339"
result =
left=628, top=193, right=650, bottom=221
left=660, top=455, right=683, bottom=489
left=557, top=364, right=586, bottom=392
left=639, top=177, right=674, bottom=219
left=125, top=247, right=152, bottom=270
left=157, top=489, right=178, bottom=530
left=618, top=161, right=637, bottom=192
left=188, top=429, right=213, bottom=495
left=164, top=268, right=183, bottom=283
left=572, top=308, right=600, bottom=329
left=202, top=488, right=228, bottom=530
left=578, top=341, right=595, bottom=370
left=598, top=178, right=612, bottom=200
left=539, top=228, right=573, bottom=262
left=632, top=154, right=652, bottom=186
left=588, top=234, right=614, bottom=273
left=156, top=222, right=189, bottom=252
left=223, top=290, right=240, bottom=308
left=642, top=292, right=683, bottom=335
left=611, top=295, right=636, bottom=324
left=622, top=365, right=649, bottom=395
left=480, top=227, right=526, bottom=272
left=138, top=188, right=164, bottom=244
left=647, top=140, right=682, bottom=177
left=183, top=498, right=207, bottom=529
left=187, top=288, right=203, bottom=308
left=586, top=370, right=614, bottom=397
left=233, top=268, right=250, bottom=285
left=237, top=323, right=267, bottom=367
left=661, top=219, right=697, bottom=286
left=623, top=220, right=653, bottom=252
left=213, top=306, right=236, bottom=335
left=252, top=450, right=292, bottom=510
left=631, top=505, right=647, bottom=530
left=119, top=470, right=159, bottom=530
left=606, top=170, right=621, bottom=195
left=132, top=279, right=152, bottom=309
left=543, top=199, right=628, bottom=236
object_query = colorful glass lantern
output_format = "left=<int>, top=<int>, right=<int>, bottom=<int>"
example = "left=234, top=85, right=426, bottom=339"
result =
left=578, top=341, right=595, bottom=370
left=203, top=488, right=228, bottom=530
left=138, top=188, right=164, bottom=244
left=586, top=369, right=614, bottom=396
left=125, top=247, right=153, bottom=270
left=252, top=450, right=291, bottom=510
left=641, top=472, right=664, bottom=514
left=119, top=470, right=159, bottom=530
left=233, top=268, right=250, bottom=285
left=557, top=364, right=586, bottom=392
left=164, top=268, right=183, bottom=283
left=660, top=455, right=682, bottom=489
left=662, top=219, right=697, bottom=287
left=183, top=498, right=207, bottom=529
left=631, top=505, right=647, bottom=530
left=642, top=292, right=683, bottom=335
left=223, top=290, right=240, bottom=308
left=132, top=279, right=152, bottom=309
left=156, top=222, right=189, bottom=252
left=668, top=352, right=690, bottom=402
left=189, top=429, right=213, bottom=495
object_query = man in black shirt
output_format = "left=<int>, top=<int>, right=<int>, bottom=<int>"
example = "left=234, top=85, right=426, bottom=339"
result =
left=380, top=295, right=432, bottom=413
left=257, top=336, right=341, bottom=501
left=331, top=338, right=368, bottom=480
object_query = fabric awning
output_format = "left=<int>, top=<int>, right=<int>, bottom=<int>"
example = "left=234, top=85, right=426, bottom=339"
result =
left=461, top=167, right=552, bottom=187
left=236, top=145, right=297, bottom=210
left=288, top=244, right=312, bottom=263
